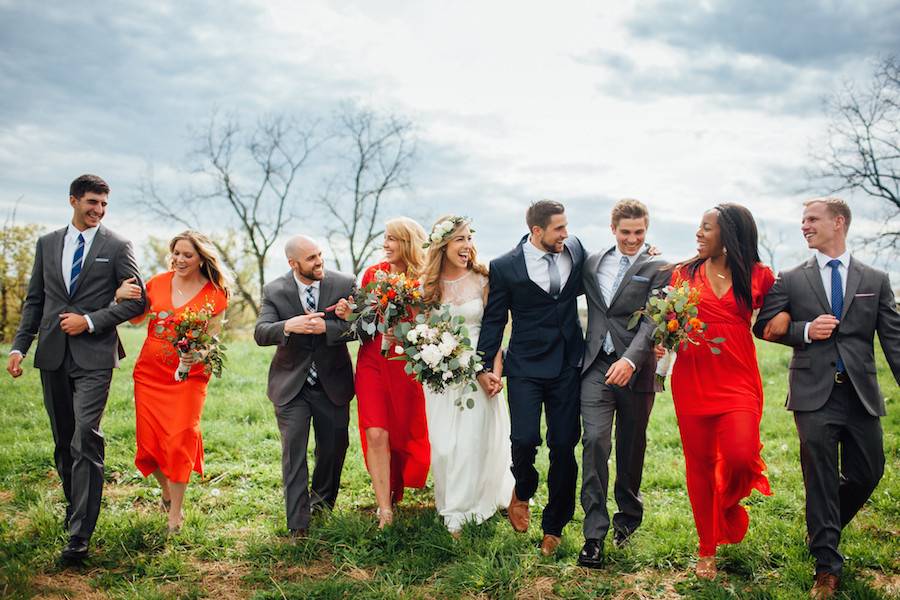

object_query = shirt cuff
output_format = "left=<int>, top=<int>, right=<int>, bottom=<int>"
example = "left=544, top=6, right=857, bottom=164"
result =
left=803, top=322, right=811, bottom=344
left=8, top=349, right=23, bottom=357
left=622, top=357, right=636, bottom=370
left=84, top=314, right=95, bottom=333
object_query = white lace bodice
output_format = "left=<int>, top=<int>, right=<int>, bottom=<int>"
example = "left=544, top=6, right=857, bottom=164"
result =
left=438, top=271, right=488, bottom=341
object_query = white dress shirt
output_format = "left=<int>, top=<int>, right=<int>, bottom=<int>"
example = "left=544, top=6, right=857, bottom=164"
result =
left=597, top=246, right=640, bottom=368
left=293, top=275, right=320, bottom=309
left=803, top=249, right=851, bottom=343
left=522, top=236, right=573, bottom=294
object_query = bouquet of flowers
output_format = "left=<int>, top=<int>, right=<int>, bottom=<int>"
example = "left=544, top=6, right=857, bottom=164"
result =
left=150, top=302, right=227, bottom=381
left=628, top=280, right=724, bottom=389
left=391, top=307, right=485, bottom=410
left=345, top=270, right=427, bottom=354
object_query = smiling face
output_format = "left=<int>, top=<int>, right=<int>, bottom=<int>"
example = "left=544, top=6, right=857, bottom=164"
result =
left=383, top=232, right=403, bottom=266
left=443, top=224, right=472, bottom=270
left=288, top=239, right=325, bottom=283
left=801, top=201, right=845, bottom=252
left=611, top=216, right=647, bottom=256
left=532, top=213, right=568, bottom=253
left=696, top=210, right=724, bottom=259
left=171, top=239, right=202, bottom=278
left=69, top=191, right=107, bottom=230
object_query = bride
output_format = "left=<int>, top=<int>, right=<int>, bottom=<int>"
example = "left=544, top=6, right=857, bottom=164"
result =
left=419, top=215, right=515, bottom=536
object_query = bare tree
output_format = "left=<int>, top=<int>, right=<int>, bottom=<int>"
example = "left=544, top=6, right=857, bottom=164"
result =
left=139, top=112, right=317, bottom=315
left=321, top=107, right=416, bottom=274
left=757, top=221, right=788, bottom=272
left=815, top=55, right=900, bottom=257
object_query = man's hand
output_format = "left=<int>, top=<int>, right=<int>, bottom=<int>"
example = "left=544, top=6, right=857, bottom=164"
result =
left=647, top=245, right=662, bottom=256
left=59, top=313, right=89, bottom=336
left=477, top=371, right=502, bottom=397
left=762, top=311, right=791, bottom=341
left=605, top=358, right=635, bottom=387
left=808, top=314, right=840, bottom=341
left=7, top=353, right=23, bottom=378
left=284, top=312, right=326, bottom=335
left=334, top=296, right=354, bottom=321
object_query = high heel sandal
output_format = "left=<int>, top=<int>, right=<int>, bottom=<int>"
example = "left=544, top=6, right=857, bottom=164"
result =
left=376, top=507, right=394, bottom=529
left=695, top=556, right=717, bottom=580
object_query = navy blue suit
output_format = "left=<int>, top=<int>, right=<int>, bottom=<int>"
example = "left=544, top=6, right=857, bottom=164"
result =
left=478, top=234, right=585, bottom=536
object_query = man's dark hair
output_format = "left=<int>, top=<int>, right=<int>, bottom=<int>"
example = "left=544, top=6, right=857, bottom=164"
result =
left=526, top=200, right=565, bottom=230
left=69, top=174, right=110, bottom=199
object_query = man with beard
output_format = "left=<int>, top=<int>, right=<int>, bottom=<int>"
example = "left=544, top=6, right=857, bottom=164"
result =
left=254, top=235, right=356, bottom=536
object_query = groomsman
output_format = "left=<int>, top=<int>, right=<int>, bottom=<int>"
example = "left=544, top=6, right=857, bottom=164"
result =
left=754, top=198, right=900, bottom=599
left=7, top=175, right=146, bottom=561
left=254, top=235, right=356, bottom=536
left=477, top=200, right=585, bottom=556
left=578, top=199, right=669, bottom=568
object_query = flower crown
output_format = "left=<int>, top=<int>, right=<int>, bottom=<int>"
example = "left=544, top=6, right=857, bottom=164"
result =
left=423, top=216, right=474, bottom=249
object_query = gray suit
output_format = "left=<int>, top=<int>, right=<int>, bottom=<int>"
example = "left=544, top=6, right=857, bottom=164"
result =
left=254, top=269, right=355, bottom=530
left=580, top=247, right=669, bottom=542
left=754, top=255, right=900, bottom=576
left=12, top=224, right=145, bottom=539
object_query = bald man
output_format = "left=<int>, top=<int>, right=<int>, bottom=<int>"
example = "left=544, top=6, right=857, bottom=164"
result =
left=254, top=236, right=356, bottom=536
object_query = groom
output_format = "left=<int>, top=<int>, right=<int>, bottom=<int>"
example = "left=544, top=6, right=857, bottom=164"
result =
left=477, top=200, right=585, bottom=556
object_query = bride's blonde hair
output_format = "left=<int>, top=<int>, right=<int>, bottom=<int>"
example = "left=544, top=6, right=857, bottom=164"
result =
left=421, top=215, right=488, bottom=306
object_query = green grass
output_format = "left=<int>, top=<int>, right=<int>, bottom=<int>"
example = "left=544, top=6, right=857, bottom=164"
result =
left=0, top=327, right=897, bottom=599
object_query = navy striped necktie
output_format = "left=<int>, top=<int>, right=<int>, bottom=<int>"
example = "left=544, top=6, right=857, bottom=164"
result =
left=69, top=233, right=85, bottom=296
left=305, top=285, right=318, bottom=386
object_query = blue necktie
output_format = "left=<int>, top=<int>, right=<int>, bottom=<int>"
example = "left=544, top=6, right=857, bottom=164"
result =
left=69, top=233, right=85, bottom=296
left=827, top=259, right=844, bottom=373
left=603, top=255, right=632, bottom=354
left=305, top=285, right=318, bottom=386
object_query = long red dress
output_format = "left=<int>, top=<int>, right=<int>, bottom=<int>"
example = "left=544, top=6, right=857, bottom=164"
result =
left=671, top=262, right=775, bottom=556
left=132, top=272, right=228, bottom=483
left=355, top=263, right=430, bottom=501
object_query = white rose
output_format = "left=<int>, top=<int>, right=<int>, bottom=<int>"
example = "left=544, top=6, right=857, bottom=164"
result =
left=406, top=330, right=419, bottom=343
left=442, top=370, right=453, bottom=381
left=474, top=363, right=484, bottom=372
left=441, top=220, right=454, bottom=232
left=419, top=344, right=443, bottom=368
left=459, top=350, right=474, bottom=367
left=394, top=345, right=405, bottom=355
left=430, top=232, right=443, bottom=243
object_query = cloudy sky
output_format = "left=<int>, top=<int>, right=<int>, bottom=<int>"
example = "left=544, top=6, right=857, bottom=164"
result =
left=2, top=0, right=898, bottom=280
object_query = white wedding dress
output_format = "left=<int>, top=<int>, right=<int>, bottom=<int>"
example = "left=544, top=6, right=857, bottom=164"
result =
left=425, top=271, right=515, bottom=533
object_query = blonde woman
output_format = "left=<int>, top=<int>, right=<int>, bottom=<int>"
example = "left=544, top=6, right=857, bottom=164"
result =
left=420, top=216, right=515, bottom=537
left=116, top=231, right=230, bottom=533
left=343, top=217, right=431, bottom=528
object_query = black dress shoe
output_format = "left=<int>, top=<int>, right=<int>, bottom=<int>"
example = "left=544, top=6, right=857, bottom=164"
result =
left=613, top=529, right=633, bottom=548
left=577, top=539, right=604, bottom=568
left=61, top=536, right=89, bottom=561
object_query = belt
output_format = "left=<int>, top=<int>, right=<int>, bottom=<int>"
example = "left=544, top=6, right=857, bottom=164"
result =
left=834, top=371, right=848, bottom=384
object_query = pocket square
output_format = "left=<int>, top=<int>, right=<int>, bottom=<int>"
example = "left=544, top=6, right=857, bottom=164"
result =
left=631, top=275, right=650, bottom=282
left=854, top=293, right=875, bottom=297
left=95, top=257, right=110, bottom=263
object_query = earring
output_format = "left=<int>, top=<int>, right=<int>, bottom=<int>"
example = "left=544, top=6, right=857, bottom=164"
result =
left=723, top=248, right=728, bottom=256
left=200, top=262, right=205, bottom=268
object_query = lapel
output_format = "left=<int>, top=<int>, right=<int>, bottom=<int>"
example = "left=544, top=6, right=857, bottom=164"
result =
left=71, top=225, right=110, bottom=297
left=585, top=246, right=614, bottom=310
left=609, top=249, right=649, bottom=308
left=318, top=271, right=336, bottom=309
left=558, top=237, right=581, bottom=296
left=802, top=256, right=831, bottom=314
left=281, top=271, right=306, bottom=316
left=840, top=257, right=863, bottom=319
left=512, top=235, right=551, bottom=297
left=47, top=227, right=67, bottom=295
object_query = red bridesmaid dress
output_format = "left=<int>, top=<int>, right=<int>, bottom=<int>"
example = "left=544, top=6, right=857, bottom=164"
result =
left=670, top=262, right=775, bottom=556
left=355, top=262, right=430, bottom=501
left=132, top=272, right=228, bottom=483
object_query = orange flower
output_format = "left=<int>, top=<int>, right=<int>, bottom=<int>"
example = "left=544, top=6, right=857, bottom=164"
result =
left=380, top=297, right=389, bottom=306
left=689, top=318, right=703, bottom=330
left=667, top=319, right=679, bottom=332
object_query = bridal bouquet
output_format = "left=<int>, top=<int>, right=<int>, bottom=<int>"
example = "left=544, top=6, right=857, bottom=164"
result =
left=346, top=270, right=426, bottom=355
left=150, top=302, right=227, bottom=381
left=391, top=307, right=484, bottom=410
left=628, top=280, right=724, bottom=389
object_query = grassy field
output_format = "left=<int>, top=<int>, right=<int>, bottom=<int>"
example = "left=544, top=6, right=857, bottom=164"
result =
left=0, top=326, right=897, bottom=599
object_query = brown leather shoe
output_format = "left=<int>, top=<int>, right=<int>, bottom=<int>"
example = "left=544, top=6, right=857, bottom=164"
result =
left=507, top=490, right=530, bottom=533
left=539, top=534, right=561, bottom=557
left=810, top=572, right=839, bottom=599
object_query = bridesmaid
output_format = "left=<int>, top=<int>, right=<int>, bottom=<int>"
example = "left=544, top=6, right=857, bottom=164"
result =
left=116, top=231, right=230, bottom=532
left=669, top=204, right=775, bottom=579
left=343, top=217, right=431, bottom=528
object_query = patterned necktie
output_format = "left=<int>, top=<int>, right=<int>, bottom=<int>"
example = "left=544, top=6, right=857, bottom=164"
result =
left=543, top=253, right=561, bottom=298
left=305, top=285, right=318, bottom=386
left=69, top=233, right=85, bottom=296
left=603, top=255, right=632, bottom=354
left=827, top=259, right=844, bottom=373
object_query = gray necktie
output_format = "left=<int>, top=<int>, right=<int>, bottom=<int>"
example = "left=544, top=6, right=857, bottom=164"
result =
left=305, top=285, right=318, bottom=386
left=603, top=255, right=632, bottom=354
left=543, top=253, right=560, bottom=298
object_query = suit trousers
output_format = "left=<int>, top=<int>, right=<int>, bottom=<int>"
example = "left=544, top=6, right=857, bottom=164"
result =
left=794, top=379, right=884, bottom=576
left=507, top=367, right=581, bottom=536
left=40, top=344, right=113, bottom=539
left=274, top=382, right=350, bottom=530
left=580, top=355, right=654, bottom=542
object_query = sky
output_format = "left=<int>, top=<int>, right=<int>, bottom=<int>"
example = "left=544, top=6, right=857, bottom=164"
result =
left=2, top=0, right=898, bottom=282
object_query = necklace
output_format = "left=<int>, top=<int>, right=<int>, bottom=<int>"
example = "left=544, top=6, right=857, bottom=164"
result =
left=708, top=261, right=728, bottom=280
